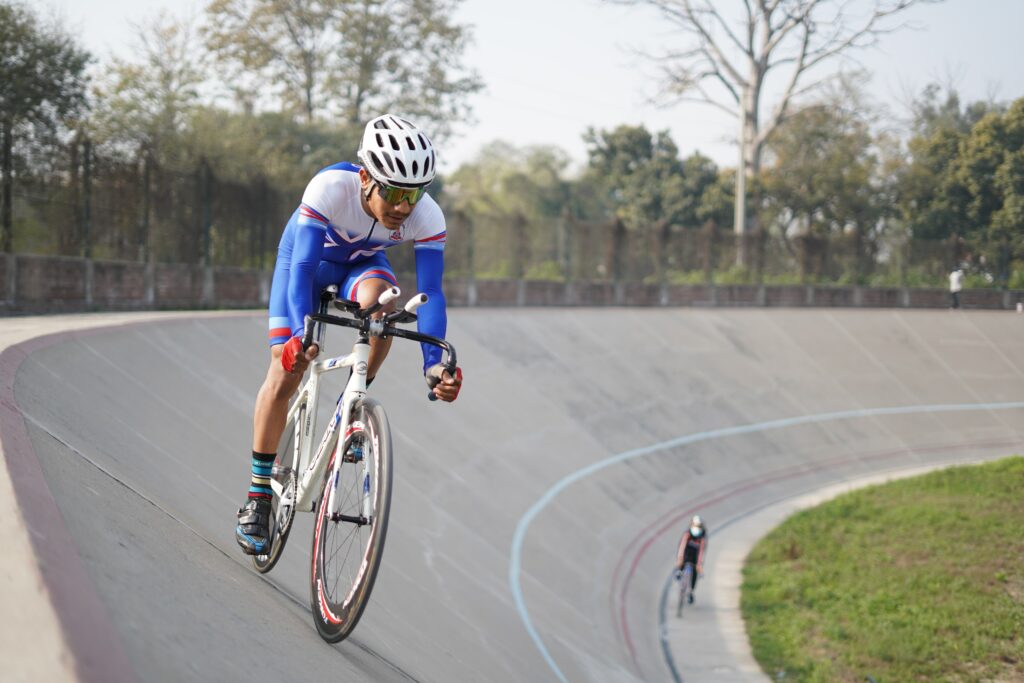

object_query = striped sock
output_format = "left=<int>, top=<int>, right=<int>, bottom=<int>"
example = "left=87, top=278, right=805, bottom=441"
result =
left=248, top=451, right=276, bottom=501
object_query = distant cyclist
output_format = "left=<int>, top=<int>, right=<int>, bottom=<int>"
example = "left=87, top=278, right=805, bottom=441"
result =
left=235, top=113, right=463, bottom=556
left=675, top=515, right=708, bottom=604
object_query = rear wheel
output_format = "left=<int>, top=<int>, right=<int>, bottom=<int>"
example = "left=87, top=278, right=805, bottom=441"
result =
left=252, top=403, right=303, bottom=573
left=310, top=398, right=392, bottom=642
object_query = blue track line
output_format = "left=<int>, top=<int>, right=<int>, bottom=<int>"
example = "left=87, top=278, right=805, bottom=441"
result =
left=508, top=401, right=1024, bottom=682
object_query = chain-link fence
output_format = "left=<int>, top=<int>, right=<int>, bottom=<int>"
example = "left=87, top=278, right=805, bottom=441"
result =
left=6, top=138, right=291, bottom=268
left=441, top=212, right=1022, bottom=290
left=4, top=139, right=1021, bottom=291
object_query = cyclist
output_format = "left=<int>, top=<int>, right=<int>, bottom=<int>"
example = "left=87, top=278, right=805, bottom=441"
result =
left=235, top=113, right=463, bottom=556
left=675, top=515, right=708, bottom=604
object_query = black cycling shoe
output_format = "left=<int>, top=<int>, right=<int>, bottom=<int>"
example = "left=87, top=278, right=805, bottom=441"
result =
left=688, top=593, right=695, bottom=605
left=235, top=498, right=272, bottom=556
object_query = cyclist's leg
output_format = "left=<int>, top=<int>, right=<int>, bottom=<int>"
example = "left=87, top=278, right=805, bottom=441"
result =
left=239, top=214, right=305, bottom=554
left=341, top=254, right=398, bottom=380
left=253, top=216, right=308, bottom=454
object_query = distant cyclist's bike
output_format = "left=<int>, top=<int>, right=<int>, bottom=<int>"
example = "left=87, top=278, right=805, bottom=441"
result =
left=675, top=563, right=696, bottom=618
left=253, top=284, right=457, bottom=643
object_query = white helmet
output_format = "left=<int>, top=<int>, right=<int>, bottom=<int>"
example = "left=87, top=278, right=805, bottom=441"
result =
left=690, top=515, right=705, bottom=537
left=357, top=114, right=436, bottom=188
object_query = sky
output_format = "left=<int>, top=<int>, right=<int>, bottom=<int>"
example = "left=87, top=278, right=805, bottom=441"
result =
left=40, top=0, right=1024, bottom=174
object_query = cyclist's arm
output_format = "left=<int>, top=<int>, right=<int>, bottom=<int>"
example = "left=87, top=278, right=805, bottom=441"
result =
left=413, top=239, right=446, bottom=372
left=675, top=533, right=689, bottom=569
left=286, top=205, right=328, bottom=337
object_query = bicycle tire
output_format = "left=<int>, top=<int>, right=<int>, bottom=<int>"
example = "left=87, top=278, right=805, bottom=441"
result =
left=676, top=564, right=693, bottom=618
left=310, top=397, right=393, bottom=643
left=252, top=403, right=303, bottom=573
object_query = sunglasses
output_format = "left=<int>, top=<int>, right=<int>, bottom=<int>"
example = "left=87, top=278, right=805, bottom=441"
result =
left=374, top=181, right=427, bottom=206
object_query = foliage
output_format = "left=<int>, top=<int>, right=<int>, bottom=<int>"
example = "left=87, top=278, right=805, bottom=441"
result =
left=581, top=124, right=721, bottom=231
left=955, top=100, right=1024, bottom=250
left=446, top=141, right=570, bottom=221
left=0, top=2, right=91, bottom=128
left=89, top=12, right=205, bottom=164
left=762, top=100, right=884, bottom=237
left=0, top=0, right=91, bottom=250
left=742, top=456, right=1024, bottom=683
left=203, top=0, right=482, bottom=136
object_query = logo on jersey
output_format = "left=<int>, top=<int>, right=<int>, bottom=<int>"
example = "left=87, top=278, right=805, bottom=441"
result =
left=389, top=227, right=403, bottom=242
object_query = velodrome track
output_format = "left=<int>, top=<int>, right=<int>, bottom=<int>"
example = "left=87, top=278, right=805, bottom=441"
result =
left=3, top=308, right=1023, bottom=682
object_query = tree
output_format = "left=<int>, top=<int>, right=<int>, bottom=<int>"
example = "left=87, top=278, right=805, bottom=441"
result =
left=203, top=0, right=482, bottom=136
left=447, top=141, right=571, bottom=277
left=609, top=0, right=938, bottom=263
left=897, top=85, right=1000, bottom=242
left=581, top=124, right=727, bottom=281
left=761, top=94, right=886, bottom=280
left=90, top=12, right=206, bottom=164
left=954, top=99, right=1024, bottom=258
left=204, top=0, right=334, bottom=123
left=581, top=124, right=689, bottom=231
left=0, top=1, right=90, bottom=252
left=327, top=0, right=483, bottom=135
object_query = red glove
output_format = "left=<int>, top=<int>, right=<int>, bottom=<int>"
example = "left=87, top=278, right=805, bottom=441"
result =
left=281, top=336, right=304, bottom=373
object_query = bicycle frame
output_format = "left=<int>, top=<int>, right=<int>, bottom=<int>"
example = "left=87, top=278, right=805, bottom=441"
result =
left=276, top=335, right=371, bottom=515
left=273, top=286, right=456, bottom=521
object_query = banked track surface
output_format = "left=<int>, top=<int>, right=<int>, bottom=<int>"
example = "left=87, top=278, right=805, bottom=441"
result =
left=6, top=308, right=1024, bottom=682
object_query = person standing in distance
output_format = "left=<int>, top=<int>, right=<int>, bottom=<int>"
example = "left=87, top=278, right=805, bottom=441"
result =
left=949, top=266, right=964, bottom=309
left=235, top=114, right=463, bottom=556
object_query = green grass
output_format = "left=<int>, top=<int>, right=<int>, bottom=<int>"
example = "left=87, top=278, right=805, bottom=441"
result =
left=741, top=456, right=1024, bottom=683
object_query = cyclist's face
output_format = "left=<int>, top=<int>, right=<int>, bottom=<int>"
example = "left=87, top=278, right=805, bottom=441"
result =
left=359, top=169, right=414, bottom=231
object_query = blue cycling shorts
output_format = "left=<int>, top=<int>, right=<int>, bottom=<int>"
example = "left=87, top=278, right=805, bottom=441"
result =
left=267, top=250, right=398, bottom=346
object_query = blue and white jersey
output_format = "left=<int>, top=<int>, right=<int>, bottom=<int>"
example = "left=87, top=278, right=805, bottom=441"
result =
left=296, top=162, right=447, bottom=262
left=270, top=161, right=448, bottom=371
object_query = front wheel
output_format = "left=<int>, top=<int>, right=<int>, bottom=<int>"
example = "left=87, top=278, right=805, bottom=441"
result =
left=310, top=398, right=393, bottom=643
left=676, top=565, right=693, bottom=618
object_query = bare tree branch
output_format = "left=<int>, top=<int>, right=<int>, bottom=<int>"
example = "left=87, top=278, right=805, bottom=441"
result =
left=605, top=0, right=938, bottom=252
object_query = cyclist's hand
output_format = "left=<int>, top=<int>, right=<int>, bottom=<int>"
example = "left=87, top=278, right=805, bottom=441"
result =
left=281, top=336, right=319, bottom=374
left=674, top=570, right=683, bottom=581
left=426, top=364, right=463, bottom=402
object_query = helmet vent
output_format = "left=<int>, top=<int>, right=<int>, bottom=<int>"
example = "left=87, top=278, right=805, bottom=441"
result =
left=412, top=160, right=419, bottom=176
left=368, top=151, right=388, bottom=176
left=406, top=136, right=415, bottom=150
left=388, top=135, right=400, bottom=151
left=375, top=133, right=384, bottom=147
left=424, top=156, right=431, bottom=175
left=418, top=134, right=427, bottom=150
left=373, top=120, right=388, bottom=129
left=382, top=152, right=396, bottom=173
left=395, top=158, right=407, bottom=176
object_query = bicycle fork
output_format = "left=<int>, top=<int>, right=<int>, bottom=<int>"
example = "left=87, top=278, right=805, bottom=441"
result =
left=326, top=430, right=373, bottom=527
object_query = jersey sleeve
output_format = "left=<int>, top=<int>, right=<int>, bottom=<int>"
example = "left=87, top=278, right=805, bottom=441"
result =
left=283, top=173, right=338, bottom=336
left=409, top=199, right=447, bottom=371
left=287, top=223, right=325, bottom=337
left=297, top=172, right=335, bottom=231
left=414, top=248, right=446, bottom=372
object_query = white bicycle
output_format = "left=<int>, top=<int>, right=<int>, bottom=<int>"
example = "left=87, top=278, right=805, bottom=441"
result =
left=253, top=284, right=457, bottom=643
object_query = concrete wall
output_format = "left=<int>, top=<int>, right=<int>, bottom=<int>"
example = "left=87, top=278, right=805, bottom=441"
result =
left=2, top=253, right=1023, bottom=314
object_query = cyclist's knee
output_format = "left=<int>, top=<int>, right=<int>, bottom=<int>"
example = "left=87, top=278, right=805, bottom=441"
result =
left=357, top=278, right=397, bottom=314
left=263, top=348, right=301, bottom=399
